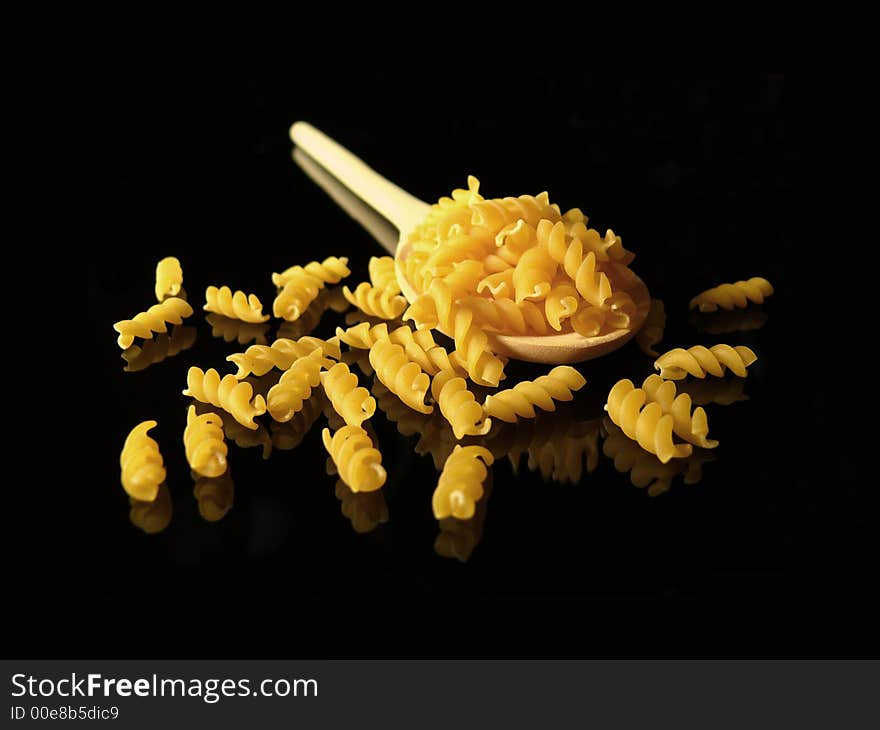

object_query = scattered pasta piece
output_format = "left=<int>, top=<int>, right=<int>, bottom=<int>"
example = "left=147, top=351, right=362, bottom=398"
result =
left=155, top=256, right=183, bottom=302
left=270, top=393, right=325, bottom=451
left=272, top=257, right=351, bottom=322
left=368, top=339, right=433, bottom=414
left=183, top=367, right=267, bottom=429
left=435, top=481, right=492, bottom=563
left=120, top=420, right=166, bottom=501
left=641, top=374, right=718, bottom=449
left=114, top=297, right=193, bottom=349
left=322, top=425, right=386, bottom=493
left=204, top=285, right=269, bottom=323
left=689, top=277, right=773, bottom=312
left=183, top=404, right=228, bottom=478
left=266, top=349, right=333, bottom=423
left=368, top=255, right=400, bottom=294
left=604, top=379, right=692, bottom=463
left=227, top=335, right=340, bottom=378
left=482, top=366, right=586, bottom=423
left=343, top=282, right=408, bottom=320
left=431, top=369, right=491, bottom=440
left=432, top=445, right=494, bottom=519
left=654, top=344, right=757, bottom=380
left=320, top=362, right=376, bottom=427
left=272, top=255, right=351, bottom=289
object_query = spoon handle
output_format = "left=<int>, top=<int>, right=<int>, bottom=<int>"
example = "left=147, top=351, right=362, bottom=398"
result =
left=290, top=122, right=429, bottom=235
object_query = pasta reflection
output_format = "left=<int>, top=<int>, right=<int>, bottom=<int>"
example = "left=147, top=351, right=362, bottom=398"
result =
left=601, top=418, right=715, bottom=496
left=193, top=402, right=272, bottom=459
left=129, top=483, right=172, bottom=534
left=276, top=286, right=350, bottom=341
left=689, top=306, right=768, bottom=334
left=335, top=479, right=389, bottom=534
left=121, top=325, right=197, bottom=372
left=205, top=313, right=271, bottom=346
left=193, top=469, right=235, bottom=522
left=270, top=392, right=326, bottom=450
left=675, top=376, right=749, bottom=406
left=435, top=480, right=492, bottom=563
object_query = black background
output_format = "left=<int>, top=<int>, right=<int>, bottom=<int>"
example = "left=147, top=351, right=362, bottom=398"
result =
left=71, top=77, right=868, bottom=657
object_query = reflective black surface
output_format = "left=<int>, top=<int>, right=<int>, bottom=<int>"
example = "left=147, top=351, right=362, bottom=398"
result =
left=81, top=78, right=868, bottom=657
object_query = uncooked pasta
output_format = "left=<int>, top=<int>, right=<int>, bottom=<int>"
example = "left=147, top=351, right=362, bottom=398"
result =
left=114, top=297, right=193, bottom=349
left=689, top=277, right=773, bottom=312
left=322, top=424, right=386, bottom=493
left=654, top=344, right=757, bottom=380
left=320, top=361, right=376, bottom=427
left=155, top=256, right=183, bottom=302
left=183, top=404, right=228, bottom=478
left=120, top=420, right=166, bottom=501
left=432, top=445, right=495, bottom=520
left=482, top=366, right=586, bottom=423
left=183, top=367, right=267, bottom=429
left=204, top=285, right=269, bottom=323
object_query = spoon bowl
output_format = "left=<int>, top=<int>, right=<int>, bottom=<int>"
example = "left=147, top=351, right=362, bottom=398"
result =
left=290, top=122, right=650, bottom=364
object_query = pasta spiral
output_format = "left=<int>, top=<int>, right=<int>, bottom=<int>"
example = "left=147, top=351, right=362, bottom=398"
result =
left=342, top=282, right=408, bottom=320
left=432, top=445, right=495, bottom=520
left=689, top=277, right=774, bottom=312
left=544, top=281, right=579, bottom=331
left=536, top=219, right=612, bottom=306
left=183, top=367, right=267, bottom=429
left=368, top=339, right=433, bottom=414
left=204, top=285, right=269, bottom=323
left=320, top=362, right=376, bottom=427
left=368, top=255, right=400, bottom=294
left=512, top=246, right=557, bottom=302
left=227, top=335, right=340, bottom=378
left=193, top=470, right=235, bottom=522
left=430, top=369, right=491, bottom=439
left=272, top=255, right=351, bottom=289
left=266, top=348, right=333, bottom=422
left=113, top=297, right=193, bottom=349
left=654, top=344, right=757, bottom=380
left=183, top=404, right=228, bottom=478
left=120, top=420, right=166, bottom=501
left=270, top=392, right=325, bottom=451
left=458, top=296, right=549, bottom=336
left=482, top=366, right=586, bottom=423
left=322, top=425, right=386, bottom=493
left=641, top=375, right=718, bottom=449
left=604, top=379, right=693, bottom=463
left=155, top=256, right=183, bottom=301
left=336, top=322, right=464, bottom=377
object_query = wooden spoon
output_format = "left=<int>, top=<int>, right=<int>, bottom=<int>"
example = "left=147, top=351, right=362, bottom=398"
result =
left=290, top=122, right=650, bottom=364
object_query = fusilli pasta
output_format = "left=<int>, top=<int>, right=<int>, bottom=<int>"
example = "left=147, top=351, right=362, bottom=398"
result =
left=432, top=445, right=495, bottom=520
left=342, top=282, right=408, bottom=320
left=204, top=285, right=269, bottom=323
left=120, top=420, right=166, bottom=501
left=641, top=374, right=718, bottom=449
left=183, top=367, right=267, bottom=429
left=482, top=366, right=586, bottom=423
left=322, top=425, right=386, bottom=493
left=654, top=344, right=757, bottom=380
left=114, top=297, right=193, bottom=349
left=121, top=325, right=196, bottom=372
left=183, top=404, right=228, bottom=478
left=430, top=369, right=491, bottom=439
left=266, top=348, right=333, bottom=422
left=368, top=338, right=433, bottom=414
left=155, top=256, right=183, bottom=302
left=227, top=335, right=340, bottom=378
left=689, top=277, right=774, bottom=312
left=320, top=362, right=376, bottom=427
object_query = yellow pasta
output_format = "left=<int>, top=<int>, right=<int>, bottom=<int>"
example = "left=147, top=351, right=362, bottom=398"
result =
left=322, top=425, right=386, bottom=493
left=266, top=348, right=333, bottom=422
left=272, top=255, right=351, bottom=289
left=482, top=366, right=586, bottom=423
left=272, top=258, right=350, bottom=322
left=193, top=470, right=235, bottom=522
left=477, top=268, right=515, bottom=299
left=120, top=420, right=166, bottom=501
left=194, top=402, right=272, bottom=459
left=129, top=483, right=173, bottom=534
left=604, top=379, right=693, bottom=463
left=183, top=404, right=228, bottom=478
left=641, top=375, right=718, bottom=449
left=342, top=282, right=408, bottom=320
left=183, top=367, right=267, bottom=429
left=471, top=190, right=560, bottom=230
left=270, top=392, right=325, bottom=451
left=371, top=379, right=435, bottom=438
left=227, top=335, right=340, bottom=378
left=367, top=339, right=432, bottom=414
left=435, top=480, right=492, bottom=563
left=512, top=245, right=558, bottom=302
left=320, top=361, right=376, bottom=427
left=368, top=255, right=400, bottom=294
left=205, top=313, right=270, bottom=346
left=636, top=299, right=666, bottom=357
left=154, top=256, right=183, bottom=301
left=432, top=445, right=494, bottom=520
left=536, top=219, right=612, bottom=306
left=275, top=287, right=346, bottom=340
left=600, top=290, right=637, bottom=330
left=570, top=305, right=605, bottom=337
left=430, top=369, right=491, bottom=439
left=689, top=277, right=774, bottom=312
left=654, top=344, right=757, bottom=380
left=204, top=285, right=269, bottom=323
left=335, top=479, right=389, bottom=534
left=544, top=281, right=579, bottom=331
left=121, top=325, right=196, bottom=372
left=113, top=297, right=193, bottom=349
left=458, top=296, right=550, bottom=336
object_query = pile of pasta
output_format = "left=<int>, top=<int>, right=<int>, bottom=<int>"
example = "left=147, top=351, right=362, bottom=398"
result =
left=113, top=182, right=773, bottom=552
